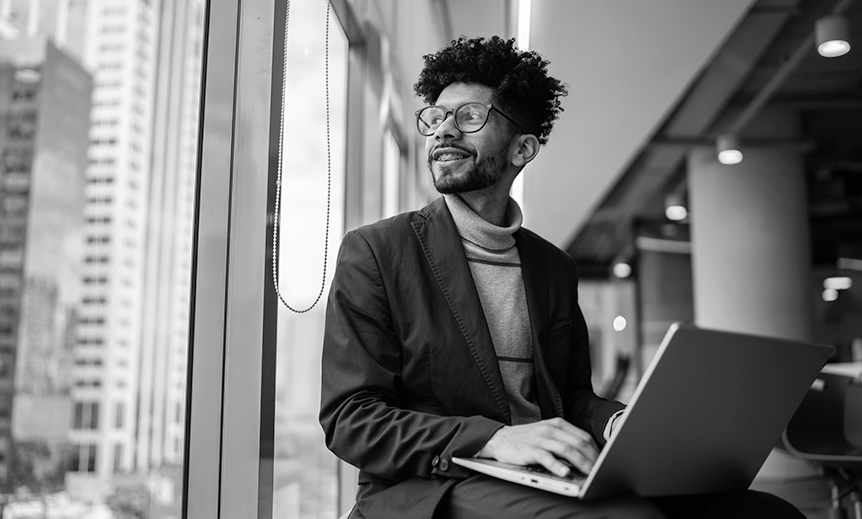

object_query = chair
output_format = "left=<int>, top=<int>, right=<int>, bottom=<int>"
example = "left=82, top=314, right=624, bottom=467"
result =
left=780, top=371, right=862, bottom=519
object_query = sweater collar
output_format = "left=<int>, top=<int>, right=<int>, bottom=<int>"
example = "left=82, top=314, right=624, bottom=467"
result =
left=443, top=194, right=523, bottom=251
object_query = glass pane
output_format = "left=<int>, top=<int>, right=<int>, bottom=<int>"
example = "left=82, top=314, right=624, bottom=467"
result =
left=382, top=129, right=401, bottom=219
left=271, top=0, right=347, bottom=517
left=0, top=0, right=204, bottom=516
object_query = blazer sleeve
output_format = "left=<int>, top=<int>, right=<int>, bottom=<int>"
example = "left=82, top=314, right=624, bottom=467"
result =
left=562, top=255, right=627, bottom=447
left=319, top=230, right=503, bottom=481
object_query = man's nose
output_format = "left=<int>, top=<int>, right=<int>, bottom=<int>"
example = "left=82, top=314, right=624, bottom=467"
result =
left=433, top=113, right=461, bottom=140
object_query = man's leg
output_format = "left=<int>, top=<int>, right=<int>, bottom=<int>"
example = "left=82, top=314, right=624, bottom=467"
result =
left=436, top=475, right=666, bottom=519
left=649, top=490, right=805, bottom=519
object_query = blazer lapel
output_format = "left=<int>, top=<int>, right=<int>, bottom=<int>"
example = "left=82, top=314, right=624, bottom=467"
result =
left=411, top=198, right=511, bottom=424
left=516, top=230, right=564, bottom=418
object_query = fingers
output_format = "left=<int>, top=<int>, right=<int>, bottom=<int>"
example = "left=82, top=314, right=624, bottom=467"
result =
left=533, top=449, right=574, bottom=477
left=546, top=417, right=594, bottom=446
left=541, top=419, right=598, bottom=466
left=480, top=418, right=599, bottom=476
left=538, top=436, right=596, bottom=476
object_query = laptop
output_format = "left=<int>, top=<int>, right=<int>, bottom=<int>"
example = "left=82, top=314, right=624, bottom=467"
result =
left=453, top=323, right=833, bottom=500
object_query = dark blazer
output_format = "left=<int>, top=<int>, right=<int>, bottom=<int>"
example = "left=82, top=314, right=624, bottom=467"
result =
left=320, top=197, right=625, bottom=519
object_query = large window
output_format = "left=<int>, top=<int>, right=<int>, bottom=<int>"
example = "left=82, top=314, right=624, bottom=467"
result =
left=0, top=0, right=204, bottom=516
left=185, top=0, right=449, bottom=516
left=271, top=0, right=348, bottom=517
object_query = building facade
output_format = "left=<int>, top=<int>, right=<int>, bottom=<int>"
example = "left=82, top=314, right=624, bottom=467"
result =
left=136, top=0, right=203, bottom=472
left=0, top=36, right=91, bottom=487
left=60, top=0, right=160, bottom=494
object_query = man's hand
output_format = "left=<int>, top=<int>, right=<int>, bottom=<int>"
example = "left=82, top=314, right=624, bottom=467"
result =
left=475, top=417, right=598, bottom=477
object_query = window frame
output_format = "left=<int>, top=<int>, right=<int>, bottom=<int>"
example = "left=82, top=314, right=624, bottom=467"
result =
left=186, top=0, right=388, bottom=516
left=184, top=0, right=278, bottom=516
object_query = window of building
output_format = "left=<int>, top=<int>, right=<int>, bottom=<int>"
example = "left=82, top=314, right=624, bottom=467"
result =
left=115, top=402, right=124, bottom=429
left=113, top=444, right=123, bottom=473
left=69, top=445, right=80, bottom=472
left=76, top=337, right=105, bottom=346
left=0, top=324, right=13, bottom=340
left=74, top=379, right=103, bottom=388
left=86, top=445, right=97, bottom=473
left=0, top=353, right=13, bottom=378
left=11, top=90, right=35, bottom=102
left=100, top=24, right=125, bottom=34
left=72, top=402, right=99, bottom=430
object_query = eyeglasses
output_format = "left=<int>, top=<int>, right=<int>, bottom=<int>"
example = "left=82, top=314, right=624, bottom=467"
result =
left=415, top=102, right=524, bottom=136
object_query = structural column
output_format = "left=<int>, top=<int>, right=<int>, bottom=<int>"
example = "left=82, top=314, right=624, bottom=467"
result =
left=687, top=109, right=816, bottom=481
left=688, top=111, right=813, bottom=340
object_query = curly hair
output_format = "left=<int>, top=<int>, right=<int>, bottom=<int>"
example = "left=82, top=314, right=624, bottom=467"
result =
left=413, top=35, right=568, bottom=145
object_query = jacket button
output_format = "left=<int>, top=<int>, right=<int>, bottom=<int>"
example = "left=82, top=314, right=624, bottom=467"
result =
left=439, top=458, right=450, bottom=471
left=432, top=455, right=440, bottom=467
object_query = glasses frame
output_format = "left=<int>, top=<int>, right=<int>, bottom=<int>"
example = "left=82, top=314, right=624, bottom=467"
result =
left=415, top=102, right=525, bottom=136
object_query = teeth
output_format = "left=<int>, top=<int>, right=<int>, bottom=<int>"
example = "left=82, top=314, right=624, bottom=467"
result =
left=437, top=153, right=467, bottom=161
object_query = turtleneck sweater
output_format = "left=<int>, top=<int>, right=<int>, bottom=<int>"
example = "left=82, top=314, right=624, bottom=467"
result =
left=444, top=194, right=541, bottom=425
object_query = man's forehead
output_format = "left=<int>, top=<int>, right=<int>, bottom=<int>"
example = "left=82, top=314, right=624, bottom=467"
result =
left=435, top=82, right=495, bottom=106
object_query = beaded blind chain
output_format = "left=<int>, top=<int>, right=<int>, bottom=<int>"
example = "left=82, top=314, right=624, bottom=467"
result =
left=272, top=0, right=332, bottom=313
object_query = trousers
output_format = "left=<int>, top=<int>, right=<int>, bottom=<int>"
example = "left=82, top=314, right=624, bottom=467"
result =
left=433, top=475, right=805, bottom=519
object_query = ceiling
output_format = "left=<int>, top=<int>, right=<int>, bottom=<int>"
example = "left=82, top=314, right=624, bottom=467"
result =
left=567, top=0, right=862, bottom=277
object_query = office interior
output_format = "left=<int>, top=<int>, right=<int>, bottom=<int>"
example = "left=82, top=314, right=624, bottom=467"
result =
left=0, top=0, right=860, bottom=517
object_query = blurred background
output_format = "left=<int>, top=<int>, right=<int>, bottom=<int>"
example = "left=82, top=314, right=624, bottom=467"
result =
left=0, top=0, right=860, bottom=517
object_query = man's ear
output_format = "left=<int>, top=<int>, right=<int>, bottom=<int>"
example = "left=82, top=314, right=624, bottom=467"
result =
left=510, top=134, right=540, bottom=167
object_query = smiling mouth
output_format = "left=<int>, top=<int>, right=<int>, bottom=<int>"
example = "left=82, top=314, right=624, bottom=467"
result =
left=431, top=148, right=473, bottom=163
left=436, top=154, right=469, bottom=162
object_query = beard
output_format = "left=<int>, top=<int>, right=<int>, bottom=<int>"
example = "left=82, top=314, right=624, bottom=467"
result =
left=428, top=141, right=510, bottom=194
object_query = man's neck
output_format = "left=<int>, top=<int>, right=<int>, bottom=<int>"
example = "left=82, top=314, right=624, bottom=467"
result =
left=456, top=190, right=510, bottom=226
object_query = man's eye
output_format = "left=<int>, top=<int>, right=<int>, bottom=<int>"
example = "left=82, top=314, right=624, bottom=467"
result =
left=463, top=111, right=485, bottom=122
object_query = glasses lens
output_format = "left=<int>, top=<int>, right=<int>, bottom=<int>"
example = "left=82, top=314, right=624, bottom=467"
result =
left=455, top=103, right=489, bottom=133
left=417, top=106, right=446, bottom=135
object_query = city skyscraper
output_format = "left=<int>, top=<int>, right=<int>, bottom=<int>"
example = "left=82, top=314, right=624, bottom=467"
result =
left=63, top=1, right=161, bottom=494
left=0, top=35, right=92, bottom=487
left=136, top=0, right=204, bottom=473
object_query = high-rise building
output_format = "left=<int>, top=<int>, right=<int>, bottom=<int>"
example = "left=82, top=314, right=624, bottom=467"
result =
left=136, top=0, right=204, bottom=472
left=0, top=35, right=92, bottom=486
left=63, top=0, right=161, bottom=494
left=66, top=0, right=204, bottom=501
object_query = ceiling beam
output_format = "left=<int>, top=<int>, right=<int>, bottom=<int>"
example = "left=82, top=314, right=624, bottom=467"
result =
left=725, top=0, right=858, bottom=135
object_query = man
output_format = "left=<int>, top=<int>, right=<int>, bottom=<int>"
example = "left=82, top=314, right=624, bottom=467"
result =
left=320, top=36, right=802, bottom=519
